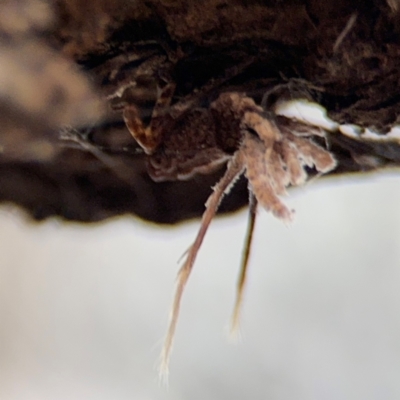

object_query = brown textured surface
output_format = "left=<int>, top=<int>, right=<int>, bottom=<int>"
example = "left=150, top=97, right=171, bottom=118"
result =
left=1, top=0, right=400, bottom=224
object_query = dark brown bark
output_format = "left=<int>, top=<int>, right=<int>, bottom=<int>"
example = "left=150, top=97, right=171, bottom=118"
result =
left=1, top=0, right=400, bottom=223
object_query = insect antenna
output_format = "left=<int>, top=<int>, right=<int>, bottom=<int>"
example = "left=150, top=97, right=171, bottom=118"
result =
left=159, top=151, right=245, bottom=379
left=59, top=127, right=138, bottom=185
left=230, top=191, right=258, bottom=337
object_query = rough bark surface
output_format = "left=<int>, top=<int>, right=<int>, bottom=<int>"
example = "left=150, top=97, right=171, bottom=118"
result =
left=1, top=0, right=400, bottom=223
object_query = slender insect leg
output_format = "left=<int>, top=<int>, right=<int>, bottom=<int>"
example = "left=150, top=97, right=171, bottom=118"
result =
left=147, top=81, right=176, bottom=144
left=159, top=151, right=246, bottom=378
left=230, top=191, right=258, bottom=335
left=123, top=82, right=176, bottom=154
left=123, top=104, right=152, bottom=153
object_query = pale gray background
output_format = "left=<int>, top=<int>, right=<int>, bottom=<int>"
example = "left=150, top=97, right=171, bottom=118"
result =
left=1, top=172, right=400, bottom=400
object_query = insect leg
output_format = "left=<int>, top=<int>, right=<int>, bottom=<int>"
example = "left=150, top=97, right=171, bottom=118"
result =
left=147, top=81, right=176, bottom=145
left=160, top=151, right=245, bottom=377
left=123, top=82, right=176, bottom=154
left=230, top=191, right=258, bottom=336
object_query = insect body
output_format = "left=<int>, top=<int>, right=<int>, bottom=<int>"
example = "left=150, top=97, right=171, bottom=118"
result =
left=123, top=87, right=337, bottom=375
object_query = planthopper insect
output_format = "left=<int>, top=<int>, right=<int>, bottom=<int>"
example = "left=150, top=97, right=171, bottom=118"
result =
left=123, top=75, right=337, bottom=376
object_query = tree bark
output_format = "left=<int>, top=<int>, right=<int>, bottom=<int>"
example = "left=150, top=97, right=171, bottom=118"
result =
left=1, top=0, right=400, bottom=223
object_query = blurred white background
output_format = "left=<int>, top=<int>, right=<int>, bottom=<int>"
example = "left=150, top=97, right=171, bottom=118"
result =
left=1, top=172, right=400, bottom=400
